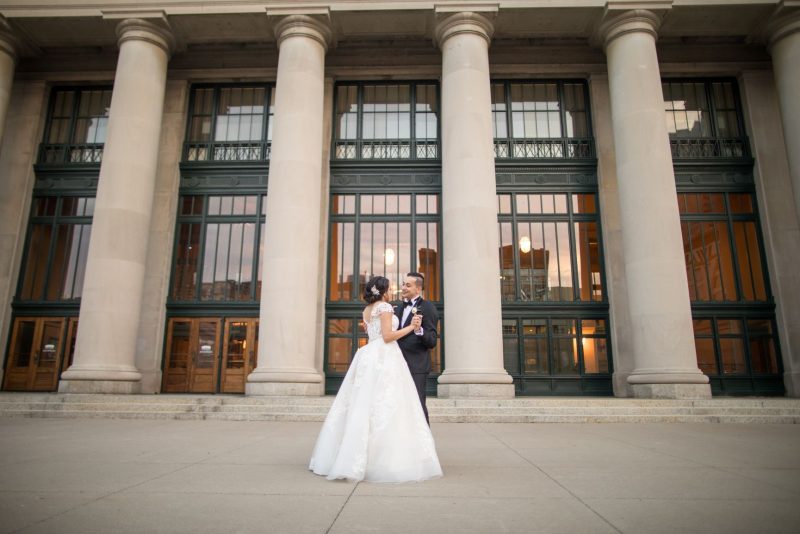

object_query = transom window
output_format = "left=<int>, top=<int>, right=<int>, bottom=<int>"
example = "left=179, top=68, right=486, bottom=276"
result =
left=333, top=83, right=439, bottom=160
left=184, top=85, right=275, bottom=162
left=663, top=80, right=748, bottom=159
left=491, top=81, right=593, bottom=159
left=39, top=87, right=112, bottom=164
left=170, top=194, right=266, bottom=302
left=498, top=193, right=603, bottom=303
left=18, top=196, right=94, bottom=301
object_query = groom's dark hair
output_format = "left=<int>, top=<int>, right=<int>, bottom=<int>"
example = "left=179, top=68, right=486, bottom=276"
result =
left=407, top=272, right=425, bottom=290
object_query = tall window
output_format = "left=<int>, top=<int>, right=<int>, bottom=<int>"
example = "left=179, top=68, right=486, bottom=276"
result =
left=39, top=88, right=112, bottom=164
left=17, top=196, right=94, bottom=301
left=491, top=81, right=593, bottom=159
left=170, top=194, right=266, bottom=302
left=333, top=83, right=439, bottom=160
left=679, top=192, right=782, bottom=390
left=497, top=191, right=610, bottom=394
left=184, top=85, right=275, bottom=162
left=663, top=80, right=748, bottom=159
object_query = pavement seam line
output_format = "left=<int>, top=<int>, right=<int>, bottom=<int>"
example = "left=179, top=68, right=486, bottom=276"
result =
left=477, top=423, right=625, bottom=534
left=325, top=481, right=359, bottom=534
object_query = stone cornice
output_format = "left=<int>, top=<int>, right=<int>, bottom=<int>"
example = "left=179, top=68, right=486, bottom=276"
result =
left=114, top=17, right=175, bottom=56
left=272, top=14, right=333, bottom=52
left=596, top=9, right=663, bottom=50
left=434, top=11, right=495, bottom=49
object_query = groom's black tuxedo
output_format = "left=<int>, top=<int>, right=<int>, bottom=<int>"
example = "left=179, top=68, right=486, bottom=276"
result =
left=395, top=297, right=438, bottom=423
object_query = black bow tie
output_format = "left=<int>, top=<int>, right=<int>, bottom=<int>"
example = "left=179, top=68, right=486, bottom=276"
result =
left=403, top=299, right=417, bottom=308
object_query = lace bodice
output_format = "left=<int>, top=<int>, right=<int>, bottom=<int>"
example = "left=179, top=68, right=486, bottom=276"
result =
left=366, top=302, right=398, bottom=342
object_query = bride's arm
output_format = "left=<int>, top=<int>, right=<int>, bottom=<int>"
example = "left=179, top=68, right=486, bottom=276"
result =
left=380, top=311, right=415, bottom=343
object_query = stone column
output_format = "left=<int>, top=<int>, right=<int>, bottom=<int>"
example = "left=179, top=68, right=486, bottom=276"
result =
left=767, top=11, right=800, bottom=233
left=246, top=15, right=330, bottom=396
left=435, top=12, right=514, bottom=398
left=599, top=10, right=710, bottom=398
left=0, top=17, right=18, bottom=148
left=60, top=19, right=173, bottom=393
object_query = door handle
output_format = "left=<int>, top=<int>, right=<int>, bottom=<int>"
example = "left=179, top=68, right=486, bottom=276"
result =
left=34, top=350, right=40, bottom=365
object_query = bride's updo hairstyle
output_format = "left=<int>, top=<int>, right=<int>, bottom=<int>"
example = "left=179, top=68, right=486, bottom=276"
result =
left=363, top=276, right=390, bottom=304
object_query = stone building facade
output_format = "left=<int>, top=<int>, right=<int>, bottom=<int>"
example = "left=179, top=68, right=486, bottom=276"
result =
left=0, top=0, right=798, bottom=399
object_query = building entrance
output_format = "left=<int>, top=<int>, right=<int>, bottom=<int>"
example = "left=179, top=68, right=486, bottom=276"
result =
left=3, top=317, right=74, bottom=391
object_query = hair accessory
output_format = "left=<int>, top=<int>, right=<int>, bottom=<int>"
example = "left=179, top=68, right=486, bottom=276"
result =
left=370, top=286, right=380, bottom=296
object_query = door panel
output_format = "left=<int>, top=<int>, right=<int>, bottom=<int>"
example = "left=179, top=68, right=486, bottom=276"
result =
left=190, top=320, right=220, bottom=393
left=163, top=320, right=192, bottom=392
left=162, top=318, right=221, bottom=393
left=221, top=319, right=258, bottom=393
left=3, top=317, right=66, bottom=392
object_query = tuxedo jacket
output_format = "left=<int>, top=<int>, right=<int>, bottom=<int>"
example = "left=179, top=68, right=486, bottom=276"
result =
left=394, top=297, right=438, bottom=374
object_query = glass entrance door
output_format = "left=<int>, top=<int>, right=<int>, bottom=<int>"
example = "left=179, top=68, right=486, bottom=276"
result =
left=162, top=318, right=221, bottom=393
left=221, top=319, right=259, bottom=393
left=3, top=317, right=66, bottom=391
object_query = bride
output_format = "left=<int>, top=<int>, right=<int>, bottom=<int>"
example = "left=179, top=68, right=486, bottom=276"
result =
left=309, top=275, right=443, bottom=483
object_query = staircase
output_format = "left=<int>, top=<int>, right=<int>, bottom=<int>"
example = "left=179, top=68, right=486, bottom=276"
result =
left=1, top=393, right=799, bottom=423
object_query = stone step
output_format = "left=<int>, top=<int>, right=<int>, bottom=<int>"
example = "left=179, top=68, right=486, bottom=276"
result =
left=1, top=393, right=798, bottom=423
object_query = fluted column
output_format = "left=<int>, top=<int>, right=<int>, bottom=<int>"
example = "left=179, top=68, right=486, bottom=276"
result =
left=60, top=19, right=173, bottom=393
left=246, top=15, right=330, bottom=396
left=435, top=12, right=514, bottom=398
left=599, top=10, right=710, bottom=398
left=767, top=11, right=800, bottom=229
left=0, top=17, right=18, bottom=148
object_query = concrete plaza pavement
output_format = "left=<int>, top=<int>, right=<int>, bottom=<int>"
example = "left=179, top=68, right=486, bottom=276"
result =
left=0, top=418, right=799, bottom=534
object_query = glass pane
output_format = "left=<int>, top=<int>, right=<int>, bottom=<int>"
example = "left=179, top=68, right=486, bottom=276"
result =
left=719, top=337, right=747, bottom=375
left=329, top=222, right=355, bottom=301
left=733, top=222, right=767, bottom=301
left=522, top=336, right=548, bottom=375
left=728, top=193, right=753, bottom=214
left=498, top=194, right=512, bottom=214
left=226, top=322, right=247, bottom=369
left=695, top=338, right=718, bottom=374
left=582, top=337, right=608, bottom=374
left=20, top=224, right=53, bottom=301
left=197, top=321, right=218, bottom=369
left=38, top=320, right=62, bottom=366
left=749, top=336, right=778, bottom=374
left=503, top=319, right=520, bottom=374
left=416, top=222, right=439, bottom=302
left=575, top=222, right=602, bottom=302
left=168, top=321, right=191, bottom=369
left=498, top=222, right=515, bottom=301
left=171, top=223, right=200, bottom=300
left=11, top=320, right=36, bottom=368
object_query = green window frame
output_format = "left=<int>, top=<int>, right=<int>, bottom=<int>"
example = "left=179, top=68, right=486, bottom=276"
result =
left=332, top=82, right=440, bottom=161
left=38, top=87, right=112, bottom=165
left=183, top=84, right=275, bottom=162
left=16, top=195, right=94, bottom=302
left=169, top=194, right=267, bottom=303
left=491, top=80, right=594, bottom=160
left=663, top=79, right=749, bottom=160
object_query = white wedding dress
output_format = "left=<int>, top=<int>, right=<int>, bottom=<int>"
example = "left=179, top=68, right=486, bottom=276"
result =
left=309, top=301, right=443, bottom=483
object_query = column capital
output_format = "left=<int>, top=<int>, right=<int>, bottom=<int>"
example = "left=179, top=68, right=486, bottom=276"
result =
left=434, top=11, right=495, bottom=49
left=0, top=16, right=19, bottom=61
left=272, top=15, right=332, bottom=53
left=597, top=9, right=663, bottom=51
left=764, top=9, right=800, bottom=50
left=115, top=18, right=175, bottom=57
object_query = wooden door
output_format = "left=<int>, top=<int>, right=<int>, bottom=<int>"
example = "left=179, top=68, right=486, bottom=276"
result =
left=221, top=319, right=259, bottom=393
left=3, top=317, right=66, bottom=392
left=162, top=318, right=221, bottom=393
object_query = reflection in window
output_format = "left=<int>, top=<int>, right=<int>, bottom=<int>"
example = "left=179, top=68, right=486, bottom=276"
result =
left=18, top=196, right=94, bottom=301
left=679, top=193, right=768, bottom=302
left=40, top=88, right=112, bottom=164
left=184, top=85, right=275, bottom=161
left=491, top=81, right=592, bottom=159
left=170, top=195, right=266, bottom=302
left=334, top=83, right=439, bottom=160
left=498, top=193, right=603, bottom=302
left=692, top=317, right=780, bottom=376
left=663, top=80, right=747, bottom=158
left=328, top=194, right=441, bottom=302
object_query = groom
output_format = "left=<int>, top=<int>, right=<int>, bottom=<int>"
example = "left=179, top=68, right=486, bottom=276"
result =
left=395, top=272, right=438, bottom=424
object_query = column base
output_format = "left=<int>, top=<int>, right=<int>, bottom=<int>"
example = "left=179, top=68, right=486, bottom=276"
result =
left=784, top=371, right=800, bottom=398
left=438, top=383, right=515, bottom=399
left=246, top=367, right=324, bottom=396
left=630, top=383, right=711, bottom=399
left=612, top=371, right=633, bottom=397
left=58, top=380, right=141, bottom=394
